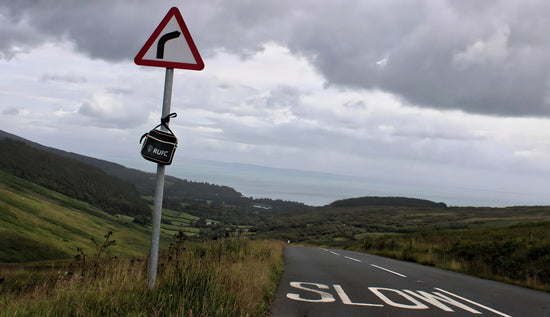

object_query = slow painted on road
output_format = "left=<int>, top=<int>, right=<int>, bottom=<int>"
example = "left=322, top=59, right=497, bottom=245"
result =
left=272, top=246, right=550, bottom=316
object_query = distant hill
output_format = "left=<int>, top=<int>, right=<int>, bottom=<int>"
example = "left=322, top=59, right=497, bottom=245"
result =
left=330, top=196, right=447, bottom=208
left=0, top=139, right=150, bottom=216
left=0, top=130, right=246, bottom=206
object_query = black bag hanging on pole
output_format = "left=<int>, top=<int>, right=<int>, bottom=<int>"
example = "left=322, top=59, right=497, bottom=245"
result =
left=140, top=113, right=178, bottom=165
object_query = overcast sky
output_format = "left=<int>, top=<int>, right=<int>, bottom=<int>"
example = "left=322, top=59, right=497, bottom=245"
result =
left=1, top=0, right=550, bottom=206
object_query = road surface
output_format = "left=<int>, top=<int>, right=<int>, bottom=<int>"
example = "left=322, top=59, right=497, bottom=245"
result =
left=272, top=246, right=550, bottom=316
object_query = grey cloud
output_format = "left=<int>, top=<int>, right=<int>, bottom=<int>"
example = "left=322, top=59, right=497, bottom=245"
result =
left=106, top=87, right=134, bottom=95
left=0, top=7, right=44, bottom=59
left=391, top=128, right=487, bottom=142
left=78, top=101, right=100, bottom=118
left=0, top=0, right=294, bottom=60
left=3, top=0, right=550, bottom=117
left=265, top=86, right=301, bottom=109
left=202, top=0, right=550, bottom=118
left=0, top=0, right=176, bottom=61
left=343, top=101, right=367, bottom=110
left=2, top=107, right=20, bottom=115
left=285, top=1, right=550, bottom=117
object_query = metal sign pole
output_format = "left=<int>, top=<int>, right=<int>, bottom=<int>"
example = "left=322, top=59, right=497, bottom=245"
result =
left=148, top=67, right=174, bottom=289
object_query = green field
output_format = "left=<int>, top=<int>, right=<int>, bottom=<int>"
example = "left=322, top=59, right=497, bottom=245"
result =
left=158, top=208, right=201, bottom=236
left=0, top=171, right=160, bottom=262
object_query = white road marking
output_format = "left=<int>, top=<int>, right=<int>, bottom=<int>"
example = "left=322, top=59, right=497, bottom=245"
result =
left=330, top=251, right=340, bottom=256
left=287, top=282, right=335, bottom=303
left=368, top=287, right=428, bottom=309
left=404, top=290, right=482, bottom=314
left=370, top=264, right=407, bottom=278
left=286, top=282, right=511, bottom=315
left=344, top=256, right=362, bottom=262
left=334, top=284, right=383, bottom=307
left=435, top=288, right=512, bottom=317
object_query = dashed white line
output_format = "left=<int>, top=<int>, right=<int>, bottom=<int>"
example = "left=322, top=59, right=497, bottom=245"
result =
left=320, top=248, right=407, bottom=278
left=370, top=264, right=407, bottom=278
left=344, top=256, right=362, bottom=263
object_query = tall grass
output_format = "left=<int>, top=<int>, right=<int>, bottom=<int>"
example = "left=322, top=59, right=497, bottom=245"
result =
left=350, top=222, right=550, bottom=292
left=0, top=233, right=284, bottom=316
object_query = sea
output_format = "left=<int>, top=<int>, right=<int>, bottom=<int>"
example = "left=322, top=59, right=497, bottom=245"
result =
left=127, top=158, right=543, bottom=208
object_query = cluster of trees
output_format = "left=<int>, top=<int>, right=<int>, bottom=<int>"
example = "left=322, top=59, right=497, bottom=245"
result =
left=330, top=196, right=447, bottom=208
left=0, top=140, right=150, bottom=216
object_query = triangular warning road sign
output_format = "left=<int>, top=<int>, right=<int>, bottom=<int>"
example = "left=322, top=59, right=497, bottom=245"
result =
left=135, top=7, right=204, bottom=70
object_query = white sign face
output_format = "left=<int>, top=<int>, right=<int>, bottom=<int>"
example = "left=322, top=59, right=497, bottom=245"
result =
left=135, top=7, right=204, bottom=70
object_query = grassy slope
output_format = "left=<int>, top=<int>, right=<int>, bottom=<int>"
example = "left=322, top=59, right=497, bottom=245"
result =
left=0, top=171, right=161, bottom=263
left=349, top=221, right=550, bottom=291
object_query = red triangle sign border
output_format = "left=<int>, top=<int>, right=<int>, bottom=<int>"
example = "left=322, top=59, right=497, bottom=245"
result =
left=134, top=7, right=204, bottom=70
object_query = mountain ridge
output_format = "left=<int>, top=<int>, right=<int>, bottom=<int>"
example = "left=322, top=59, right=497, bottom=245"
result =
left=0, top=130, right=246, bottom=205
left=0, top=138, right=150, bottom=216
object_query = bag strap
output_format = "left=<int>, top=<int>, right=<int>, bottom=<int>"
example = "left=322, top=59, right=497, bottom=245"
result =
left=139, top=132, right=148, bottom=143
left=139, top=112, right=177, bottom=143
left=160, top=113, right=177, bottom=135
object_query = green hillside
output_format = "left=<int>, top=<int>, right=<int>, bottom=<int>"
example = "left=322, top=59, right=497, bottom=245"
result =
left=0, top=139, right=150, bottom=217
left=0, top=171, right=159, bottom=263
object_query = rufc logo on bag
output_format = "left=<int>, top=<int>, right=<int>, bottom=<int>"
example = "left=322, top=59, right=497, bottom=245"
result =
left=140, top=113, right=178, bottom=165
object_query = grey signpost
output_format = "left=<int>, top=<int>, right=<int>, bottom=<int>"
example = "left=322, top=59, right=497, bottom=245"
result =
left=134, top=7, right=204, bottom=289
left=148, top=67, right=173, bottom=288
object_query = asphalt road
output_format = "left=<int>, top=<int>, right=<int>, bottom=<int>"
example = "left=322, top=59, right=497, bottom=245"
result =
left=271, top=246, right=550, bottom=317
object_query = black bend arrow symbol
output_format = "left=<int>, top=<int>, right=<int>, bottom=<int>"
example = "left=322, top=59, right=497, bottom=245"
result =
left=156, top=31, right=181, bottom=59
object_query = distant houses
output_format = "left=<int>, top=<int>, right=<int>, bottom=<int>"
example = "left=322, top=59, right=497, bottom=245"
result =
left=253, top=204, right=272, bottom=210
